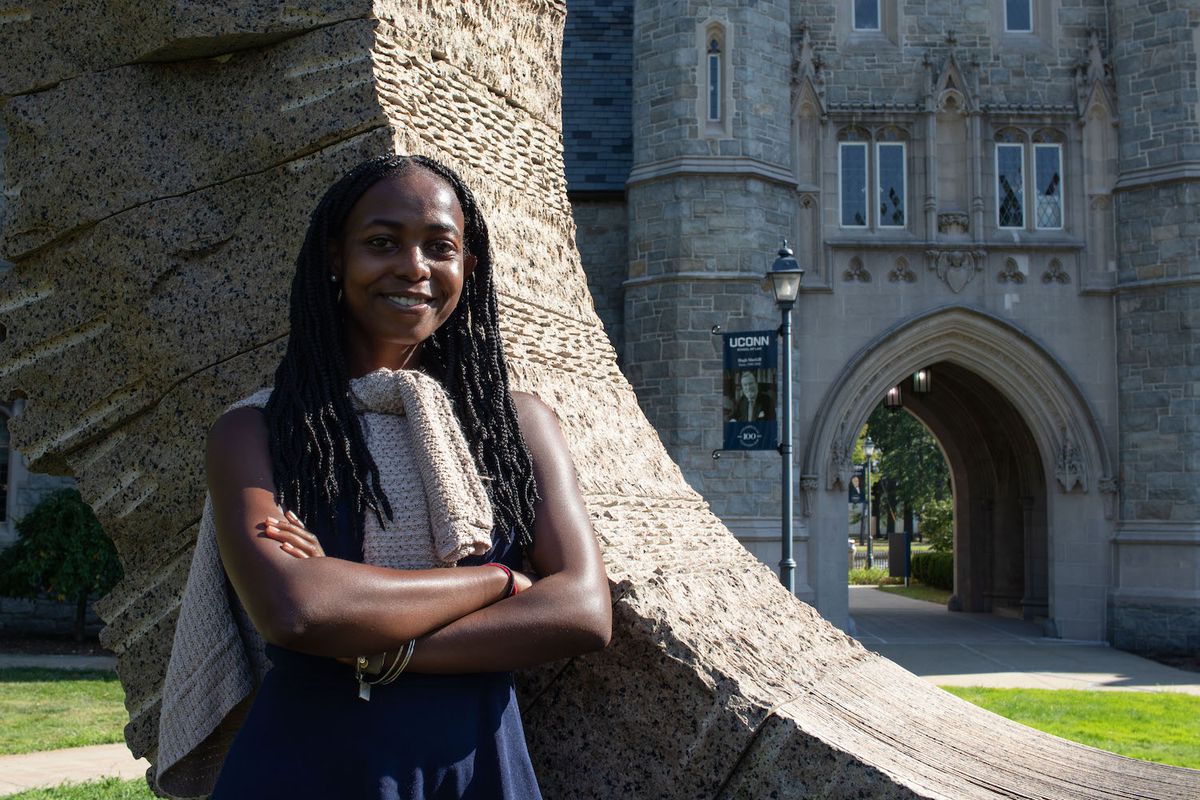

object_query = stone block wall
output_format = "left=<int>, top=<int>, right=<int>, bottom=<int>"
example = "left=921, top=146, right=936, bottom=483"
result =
left=799, top=0, right=1108, bottom=108
left=571, top=199, right=628, bottom=357
left=0, top=596, right=102, bottom=637
left=1110, top=0, right=1200, bottom=176
left=1109, top=0, right=1200, bottom=655
left=632, top=0, right=792, bottom=166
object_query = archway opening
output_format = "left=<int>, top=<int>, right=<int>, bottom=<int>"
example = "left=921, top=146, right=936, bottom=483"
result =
left=847, top=403, right=953, bottom=592
left=904, top=361, right=1049, bottom=620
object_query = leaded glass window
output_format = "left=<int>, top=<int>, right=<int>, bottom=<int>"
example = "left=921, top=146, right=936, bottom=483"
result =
left=877, top=142, right=906, bottom=227
left=707, top=38, right=721, bottom=123
left=1006, top=0, right=1032, bottom=32
left=840, top=143, right=868, bottom=227
left=854, top=0, right=880, bottom=31
left=996, top=143, right=1025, bottom=228
left=1034, top=144, right=1063, bottom=229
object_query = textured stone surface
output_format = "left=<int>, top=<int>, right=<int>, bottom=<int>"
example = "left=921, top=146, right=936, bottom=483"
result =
left=2, top=4, right=1198, bottom=800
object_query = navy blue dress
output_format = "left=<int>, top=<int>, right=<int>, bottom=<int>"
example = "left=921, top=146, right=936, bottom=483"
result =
left=211, top=533, right=542, bottom=800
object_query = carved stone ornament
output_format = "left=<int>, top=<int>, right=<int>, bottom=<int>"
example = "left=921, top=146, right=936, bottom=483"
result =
left=800, top=474, right=819, bottom=517
left=1055, top=430, right=1087, bottom=492
left=843, top=256, right=872, bottom=283
left=998, top=258, right=1026, bottom=284
left=888, top=257, right=916, bottom=283
left=1042, top=259, right=1070, bottom=285
left=937, top=212, right=969, bottom=234
left=827, top=434, right=852, bottom=490
left=927, top=249, right=982, bottom=293
left=1099, top=476, right=1118, bottom=520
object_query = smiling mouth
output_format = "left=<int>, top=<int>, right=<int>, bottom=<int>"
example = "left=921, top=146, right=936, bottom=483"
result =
left=384, top=294, right=433, bottom=310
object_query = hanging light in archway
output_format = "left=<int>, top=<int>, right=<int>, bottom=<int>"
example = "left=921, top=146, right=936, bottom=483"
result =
left=912, top=368, right=932, bottom=394
left=884, top=385, right=902, bottom=412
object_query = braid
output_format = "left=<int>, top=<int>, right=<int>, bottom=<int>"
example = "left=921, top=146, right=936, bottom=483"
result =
left=264, top=155, right=538, bottom=557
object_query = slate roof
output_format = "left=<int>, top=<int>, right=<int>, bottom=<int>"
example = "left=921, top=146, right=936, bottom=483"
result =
left=561, top=0, right=633, bottom=193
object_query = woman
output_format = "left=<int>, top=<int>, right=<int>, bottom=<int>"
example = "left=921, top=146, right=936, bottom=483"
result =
left=184, top=155, right=610, bottom=798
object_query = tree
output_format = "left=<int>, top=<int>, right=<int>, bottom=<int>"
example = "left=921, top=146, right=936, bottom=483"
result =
left=863, top=404, right=951, bottom=543
left=0, top=489, right=122, bottom=641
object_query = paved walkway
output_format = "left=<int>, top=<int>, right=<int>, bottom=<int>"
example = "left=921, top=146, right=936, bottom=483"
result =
left=0, top=654, right=147, bottom=795
left=849, top=585, right=1200, bottom=694
left=0, top=744, right=148, bottom=795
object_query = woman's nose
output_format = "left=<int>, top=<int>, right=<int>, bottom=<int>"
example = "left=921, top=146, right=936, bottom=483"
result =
left=393, top=246, right=432, bottom=280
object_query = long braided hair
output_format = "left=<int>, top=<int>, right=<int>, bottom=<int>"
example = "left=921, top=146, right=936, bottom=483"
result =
left=263, top=154, right=538, bottom=558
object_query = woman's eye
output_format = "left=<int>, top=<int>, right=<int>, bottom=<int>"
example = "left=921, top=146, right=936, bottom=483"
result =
left=428, top=240, right=458, bottom=257
left=366, top=236, right=394, bottom=249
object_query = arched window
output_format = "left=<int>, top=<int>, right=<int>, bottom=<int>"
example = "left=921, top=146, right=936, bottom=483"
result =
left=707, top=37, right=722, bottom=123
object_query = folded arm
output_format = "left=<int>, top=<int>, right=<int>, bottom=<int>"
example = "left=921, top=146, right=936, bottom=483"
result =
left=403, top=392, right=612, bottom=672
left=208, top=407, right=514, bottom=658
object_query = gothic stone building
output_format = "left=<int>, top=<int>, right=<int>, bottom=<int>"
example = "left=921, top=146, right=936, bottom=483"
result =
left=564, top=0, right=1199, bottom=653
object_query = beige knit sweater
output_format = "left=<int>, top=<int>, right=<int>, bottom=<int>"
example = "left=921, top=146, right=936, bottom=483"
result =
left=155, top=368, right=492, bottom=798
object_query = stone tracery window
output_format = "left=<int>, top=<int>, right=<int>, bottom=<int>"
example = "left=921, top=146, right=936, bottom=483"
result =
left=838, top=127, right=870, bottom=227
left=876, top=126, right=907, bottom=228
left=996, top=128, right=1026, bottom=229
left=838, top=126, right=907, bottom=230
left=995, top=127, right=1064, bottom=231
left=1032, top=130, right=1064, bottom=230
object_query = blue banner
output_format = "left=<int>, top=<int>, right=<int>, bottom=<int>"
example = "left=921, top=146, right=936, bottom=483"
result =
left=722, top=330, right=778, bottom=451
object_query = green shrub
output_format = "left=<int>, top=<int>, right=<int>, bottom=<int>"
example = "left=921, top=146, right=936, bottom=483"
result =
left=848, top=567, right=901, bottom=586
left=0, top=489, right=121, bottom=641
left=910, top=552, right=954, bottom=590
left=919, top=497, right=954, bottom=553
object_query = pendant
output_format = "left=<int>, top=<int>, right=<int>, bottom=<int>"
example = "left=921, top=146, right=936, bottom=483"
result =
left=358, top=679, right=371, bottom=702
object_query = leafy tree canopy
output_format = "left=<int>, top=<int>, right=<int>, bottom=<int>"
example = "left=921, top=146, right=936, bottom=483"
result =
left=0, top=488, right=122, bottom=640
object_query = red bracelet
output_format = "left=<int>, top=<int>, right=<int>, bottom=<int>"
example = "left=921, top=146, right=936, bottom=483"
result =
left=487, top=563, right=516, bottom=597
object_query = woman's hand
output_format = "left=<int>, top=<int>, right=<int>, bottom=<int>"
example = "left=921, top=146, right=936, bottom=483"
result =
left=260, top=510, right=325, bottom=558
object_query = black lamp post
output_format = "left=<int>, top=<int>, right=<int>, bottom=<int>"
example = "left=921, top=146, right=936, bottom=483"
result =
left=766, top=239, right=804, bottom=592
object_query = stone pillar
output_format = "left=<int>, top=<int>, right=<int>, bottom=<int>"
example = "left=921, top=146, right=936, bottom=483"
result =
left=1109, top=0, right=1200, bottom=655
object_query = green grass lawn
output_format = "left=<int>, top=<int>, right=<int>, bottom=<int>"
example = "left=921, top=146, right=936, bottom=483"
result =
left=877, top=582, right=952, bottom=605
left=0, top=778, right=154, bottom=800
left=0, top=668, right=127, bottom=755
left=942, top=686, right=1200, bottom=770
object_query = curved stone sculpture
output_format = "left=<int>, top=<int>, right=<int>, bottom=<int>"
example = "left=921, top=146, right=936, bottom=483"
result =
left=1, top=3, right=1196, bottom=798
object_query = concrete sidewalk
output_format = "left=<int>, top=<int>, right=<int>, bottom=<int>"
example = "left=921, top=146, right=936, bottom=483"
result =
left=0, top=653, right=147, bottom=795
left=0, top=744, right=149, bottom=795
left=849, top=585, right=1200, bottom=694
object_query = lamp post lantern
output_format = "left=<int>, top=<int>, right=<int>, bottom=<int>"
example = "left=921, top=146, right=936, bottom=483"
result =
left=766, top=239, right=804, bottom=592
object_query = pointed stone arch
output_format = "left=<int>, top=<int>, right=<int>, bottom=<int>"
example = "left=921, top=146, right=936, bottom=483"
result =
left=800, top=306, right=1116, bottom=639
left=803, top=306, right=1112, bottom=492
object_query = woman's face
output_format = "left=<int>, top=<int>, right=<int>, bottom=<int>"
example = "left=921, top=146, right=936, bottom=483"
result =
left=333, top=168, right=476, bottom=373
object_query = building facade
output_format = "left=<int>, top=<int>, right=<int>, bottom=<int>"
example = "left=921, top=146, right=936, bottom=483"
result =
left=564, top=0, right=1199, bottom=652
